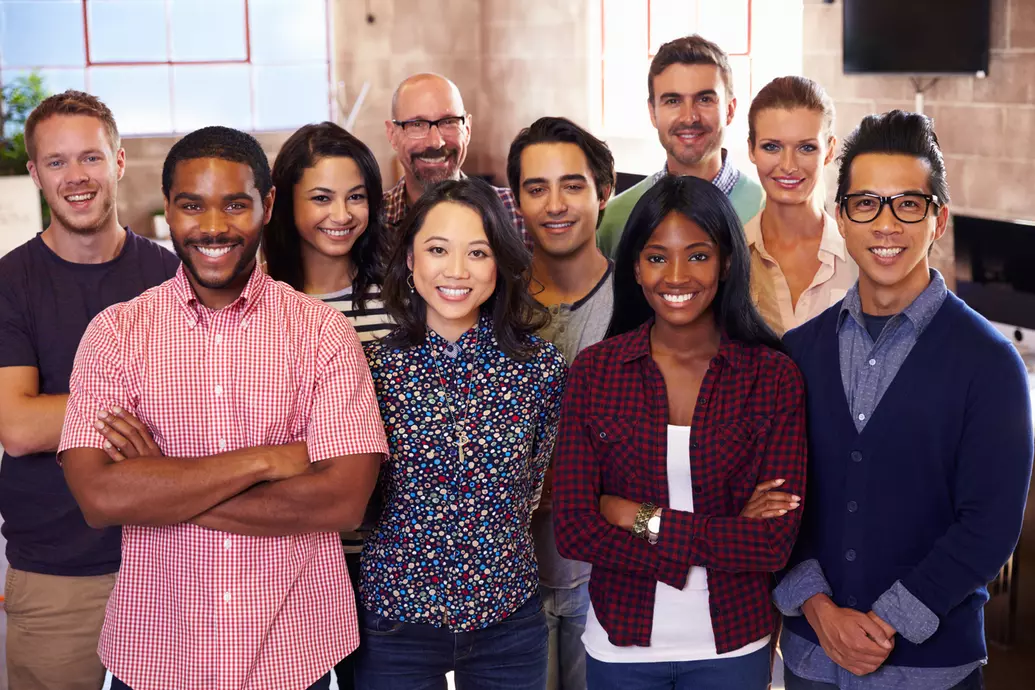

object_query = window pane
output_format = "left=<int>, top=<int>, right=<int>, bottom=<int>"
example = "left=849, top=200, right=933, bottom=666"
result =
left=253, top=64, right=327, bottom=131
left=87, top=0, right=168, bottom=62
left=169, top=0, right=246, bottom=61
left=88, top=65, right=172, bottom=134
left=172, top=64, right=251, bottom=132
left=698, top=0, right=748, bottom=54
left=649, top=0, right=697, bottom=55
left=602, top=0, right=646, bottom=59
left=603, top=57, right=652, bottom=134
left=0, top=0, right=85, bottom=67
left=3, top=67, right=86, bottom=94
left=249, top=0, right=327, bottom=64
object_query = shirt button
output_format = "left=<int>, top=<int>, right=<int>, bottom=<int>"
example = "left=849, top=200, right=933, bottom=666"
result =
left=223, top=591, right=232, bottom=602
left=847, top=501, right=858, bottom=513
left=858, top=413, right=866, bottom=422
left=698, top=396, right=707, bottom=405
left=215, top=385, right=223, bottom=397
left=845, top=549, right=857, bottom=562
left=224, top=538, right=231, bottom=549
left=599, top=431, right=607, bottom=440
left=851, top=451, right=863, bottom=463
left=846, top=595, right=858, bottom=607
left=218, top=438, right=227, bottom=450
left=215, top=334, right=223, bottom=345
left=868, top=358, right=876, bottom=366
left=693, top=484, right=703, bottom=493
left=689, top=441, right=699, bottom=449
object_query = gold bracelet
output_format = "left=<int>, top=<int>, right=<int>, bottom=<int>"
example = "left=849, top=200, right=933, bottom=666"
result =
left=633, top=502, right=658, bottom=540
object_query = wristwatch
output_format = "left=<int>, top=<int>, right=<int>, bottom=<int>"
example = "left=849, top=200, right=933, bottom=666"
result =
left=646, top=508, right=662, bottom=545
left=633, top=502, right=657, bottom=541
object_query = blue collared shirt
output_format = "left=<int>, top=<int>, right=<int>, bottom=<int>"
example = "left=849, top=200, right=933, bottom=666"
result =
left=774, top=270, right=985, bottom=689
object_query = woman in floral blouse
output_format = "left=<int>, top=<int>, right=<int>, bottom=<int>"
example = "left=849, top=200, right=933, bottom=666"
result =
left=356, top=178, right=567, bottom=689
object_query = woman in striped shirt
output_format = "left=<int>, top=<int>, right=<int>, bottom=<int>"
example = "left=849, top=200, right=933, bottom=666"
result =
left=261, top=121, right=393, bottom=689
left=263, top=121, right=394, bottom=343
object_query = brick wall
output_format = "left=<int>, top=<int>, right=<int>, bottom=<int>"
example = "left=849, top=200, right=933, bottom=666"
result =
left=803, top=0, right=1035, bottom=285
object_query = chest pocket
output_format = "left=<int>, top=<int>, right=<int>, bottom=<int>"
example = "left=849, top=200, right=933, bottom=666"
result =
left=693, top=417, right=772, bottom=514
left=587, top=416, right=653, bottom=498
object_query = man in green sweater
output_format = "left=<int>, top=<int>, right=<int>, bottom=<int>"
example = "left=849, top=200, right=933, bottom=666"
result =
left=597, top=34, right=764, bottom=258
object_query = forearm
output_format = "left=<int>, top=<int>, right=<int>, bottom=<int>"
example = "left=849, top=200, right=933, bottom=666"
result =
left=554, top=503, right=663, bottom=578
left=773, top=559, right=834, bottom=617
left=658, top=508, right=800, bottom=572
left=191, top=453, right=381, bottom=536
left=0, top=392, right=68, bottom=456
left=63, top=446, right=279, bottom=528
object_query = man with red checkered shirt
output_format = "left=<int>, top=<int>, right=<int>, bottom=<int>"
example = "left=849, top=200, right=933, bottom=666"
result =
left=58, top=126, right=388, bottom=690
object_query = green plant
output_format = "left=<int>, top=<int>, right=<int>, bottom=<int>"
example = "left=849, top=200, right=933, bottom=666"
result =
left=0, top=72, right=48, bottom=176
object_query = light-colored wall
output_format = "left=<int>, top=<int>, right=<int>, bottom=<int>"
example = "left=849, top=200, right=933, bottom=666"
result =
left=803, top=0, right=1035, bottom=283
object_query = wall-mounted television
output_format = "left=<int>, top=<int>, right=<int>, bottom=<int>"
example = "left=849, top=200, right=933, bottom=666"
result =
left=954, top=214, right=1035, bottom=354
left=843, top=0, right=991, bottom=76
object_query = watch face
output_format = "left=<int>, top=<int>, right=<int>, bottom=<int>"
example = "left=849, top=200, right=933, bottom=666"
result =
left=648, top=515, right=661, bottom=531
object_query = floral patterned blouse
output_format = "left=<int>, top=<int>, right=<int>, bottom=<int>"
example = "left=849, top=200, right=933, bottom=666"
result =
left=361, top=316, right=567, bottom=631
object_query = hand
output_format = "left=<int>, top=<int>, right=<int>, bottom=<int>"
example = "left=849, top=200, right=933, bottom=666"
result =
left=94, top=407, right=162, bottom=461
left=867, top=611, right=897, bottom=640
left=740, top=478, right=800, bottom=519
left=263, top=442, right=311, bottom=481
left=803, top=594, right=895, bottom=676
left=599, top=495, right=641, bottom=532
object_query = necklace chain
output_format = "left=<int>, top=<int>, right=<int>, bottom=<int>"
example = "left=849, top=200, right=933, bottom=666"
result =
left=427, top=328, right=479, bottom=457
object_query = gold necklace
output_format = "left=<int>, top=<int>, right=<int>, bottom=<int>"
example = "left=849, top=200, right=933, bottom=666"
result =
left=427, top=329, right=479, bottom=463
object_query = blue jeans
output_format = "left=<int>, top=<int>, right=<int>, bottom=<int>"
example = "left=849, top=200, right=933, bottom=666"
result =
left=354, top=593, right=548, bottom=690
left=585, top=644, right=770, bottom=690
left=541, top=582, right=589, bottom=690
left=110, top=672, right=331, bottom=689
left=784, top=666, right=984, bottom=689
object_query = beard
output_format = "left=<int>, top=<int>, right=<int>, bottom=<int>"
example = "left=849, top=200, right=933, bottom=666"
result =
left=172, top=232, right=259, bottom=290
left=409, top=146, right=462, bottom=187
left=48, top=189, right=117, bottom=236
left=662, top=123, right=723, bottom=169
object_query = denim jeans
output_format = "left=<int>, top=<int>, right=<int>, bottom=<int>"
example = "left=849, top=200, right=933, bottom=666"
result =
left=585, top=644, right=771, bottom=690
left=354, top=592, right=548, bottom=690
left=540, top=582, right=589, bottom=690
left=110, top=672, right=331, bottom=689
left=783, top=666, right=984, bottom=690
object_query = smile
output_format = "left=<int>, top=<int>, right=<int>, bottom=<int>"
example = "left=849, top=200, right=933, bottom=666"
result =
left=65, top=192, right=97, bottom=202
left=194, top=245, right=236, bottom=258
left=772, top=177, right=804, bottom=188
left=542, top=221, right=575, bottom=231
left=661, top=293, right=697, bottom=304
left=319, top=226, right=354, bottom=238
left=870, top=247, right=904, bottom=258
left=437, top=286, right=471, bottom=299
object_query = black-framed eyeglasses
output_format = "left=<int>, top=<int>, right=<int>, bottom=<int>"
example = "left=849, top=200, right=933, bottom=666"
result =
left=392, top=115, right=467, bottom=139
left=840, top=192, right=941, bottom=224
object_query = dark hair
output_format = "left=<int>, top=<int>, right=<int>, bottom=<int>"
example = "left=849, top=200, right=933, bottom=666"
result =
left=262, top=122, right=385, bottom=309
left=835, top=109, right=951, bottom=205
left=607, top=176, right=782, bottom=352
left=162, top=126, right=272, bottom=199
left=382, top=178, right=549, bottom=361
left=649, top=34, right=733, bottom=104
left=748, top=76, right=835, bottom=147
left=25, top=90, right=120, bottom=160
left=506, top=116, right=616, bottom=228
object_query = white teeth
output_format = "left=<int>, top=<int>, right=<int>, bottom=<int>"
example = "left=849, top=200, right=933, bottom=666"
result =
left=66, top=193, right=96, bottom=202
left=543, top=222, right=574, bottom=229
left=662, top=293, right=695, bottom=304
left=320, top=227, right=352, bottom=238
left=438, top=287, right=471, bottom=298
left=419, top=156, right=448, bottom=163
left=197, top=246, right=233, bottom=258
left=870, top=247, right=904, bottom=258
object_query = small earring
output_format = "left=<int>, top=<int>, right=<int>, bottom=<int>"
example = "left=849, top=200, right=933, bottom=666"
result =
left=406, top=273, right=415, bottom=292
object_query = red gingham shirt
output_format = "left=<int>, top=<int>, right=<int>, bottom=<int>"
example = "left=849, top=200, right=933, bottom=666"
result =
left=59, top=266, right=388, bottom=690
left=383, top=175, right=531, bottom=248
left=552, top=320, right=807, bottom=653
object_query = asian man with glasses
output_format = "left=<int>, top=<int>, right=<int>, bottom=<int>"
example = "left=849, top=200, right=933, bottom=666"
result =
left=773, top=110, right=1033, bottom=690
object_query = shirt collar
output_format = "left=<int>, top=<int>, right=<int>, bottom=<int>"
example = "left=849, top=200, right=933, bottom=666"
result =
left=838, top=268, right=947, bottom=334
left=746, top=210, right=847, bottom=265
left=425, top=311, right=492, bottom=353
left=660, top=148, right=740, bottom=197
left=385, top=172, right=470, bottom=226
left=617, top=318, right=747, bottom=369
left=172, top=263, right=269, bottom=328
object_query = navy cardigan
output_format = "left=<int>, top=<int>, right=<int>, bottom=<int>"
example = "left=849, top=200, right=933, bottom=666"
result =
left=782, top=292, right=1033, bottom=668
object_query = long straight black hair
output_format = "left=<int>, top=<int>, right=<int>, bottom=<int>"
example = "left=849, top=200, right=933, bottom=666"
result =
left=262, top=122, right=385, bottom=309
left=606, top=175, right=783, bottom=352
left=381, top=178, right=549, bottom=361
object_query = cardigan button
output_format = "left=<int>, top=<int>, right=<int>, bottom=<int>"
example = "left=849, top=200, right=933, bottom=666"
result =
left=846, top=595, right=858, bottom=607
left=845, top=549, right=857, bottom=562
left=850, top=451, right=863, bottom=463
left=847, top=501, right=858, bottom=513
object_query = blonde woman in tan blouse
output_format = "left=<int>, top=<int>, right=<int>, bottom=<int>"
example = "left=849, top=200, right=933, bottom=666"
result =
left=745, top=76, right=857, bottom=336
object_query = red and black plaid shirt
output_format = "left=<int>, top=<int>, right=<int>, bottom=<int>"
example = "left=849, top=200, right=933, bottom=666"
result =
left=553, top=320, right=807, bottom=653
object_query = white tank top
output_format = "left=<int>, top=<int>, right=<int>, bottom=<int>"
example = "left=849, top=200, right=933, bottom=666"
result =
left=582, top=425, right=771, bottom=663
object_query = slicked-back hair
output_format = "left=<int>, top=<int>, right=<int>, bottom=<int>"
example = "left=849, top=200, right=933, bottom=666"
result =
left=262, top=122, right=385, bottom=309
left=649, top=34, right=733, bottom=104
left=607, top=175, right=782, bottom=352
left=162, top=126, right=272, bottom=199
left=748, top=76, right=835, bottom=147
left=25, top=90, right=120, bottom=160
left=835, top=109, right=951, bottom=205
left=381, top=178, right=549, bottom=361
left=506, top=116, right=616, bottom=229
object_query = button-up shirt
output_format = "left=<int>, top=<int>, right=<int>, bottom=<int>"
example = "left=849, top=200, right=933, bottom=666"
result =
left=553, top=320, right=807, bottom=653
left=774, top=270, right=984, bottom=689
left=383, top=174, right=530, bottom=248
left=59, top=266, right=388, bottom=690
left=744, top=210, right=857, bottom=336
left=361, top=318, right=567, bottom=631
